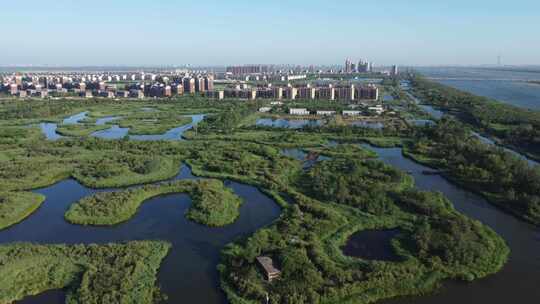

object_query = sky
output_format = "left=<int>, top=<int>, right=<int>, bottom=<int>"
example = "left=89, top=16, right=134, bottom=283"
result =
left=1, top=0, right=539, bottom=66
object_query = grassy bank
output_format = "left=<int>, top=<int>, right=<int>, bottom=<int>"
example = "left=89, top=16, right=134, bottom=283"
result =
left=65, top=179, right=243, bottom=227
left=0, top=192, right=46, bottom=230
left=0, top=241, right=170, bottom=303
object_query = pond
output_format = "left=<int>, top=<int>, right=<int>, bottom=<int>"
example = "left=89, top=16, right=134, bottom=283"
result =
left=358, top=143, right=540, bottom=304
left=383, top=95, right=395, bottom=102
left=39, top=123, right=63, bottom=141
left=281, top=148, right=331, bottom=169
left=350, top=121, right=384, bottom=129
left=342, top=229, right=402, bottom=262
left=256, top=118, right=324, bottom=129
left=2, top=164, right=282, bottom=304
left=95, top=116, right=121, bottom=125
left=471, top=132, right=538, bottom=167
left=405, top=91, right=445, bottom=120
left=62, top=112, right=88, bottom=125
left=408, top=119, right=436, bottom=127
left=417, top=104, right=444, bottom=120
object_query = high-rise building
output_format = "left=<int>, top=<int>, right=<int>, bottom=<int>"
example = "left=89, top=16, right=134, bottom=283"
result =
left=317, top=86, right=335, bottom=101
left=226, top=65, right=263, bottom=75
left=356, top=85, right=379, bottom=100
left=176, top=84, right=184, bottom=95
left=195, top=77, right=205, bottom=92
left=391, top=65, right=399, bottom=76
left=273, top=87, right=283, bottom=100
left=204, top=75, right=214, bottom=92
left=345, top=59, right=353, bottom=73
left=183, top=77, right=196, bottom=94
left=10, top=84, right=18, bottom=95
left=298, top=87, right=316, bottom=100
left=335, top=85, right=355, bottom=101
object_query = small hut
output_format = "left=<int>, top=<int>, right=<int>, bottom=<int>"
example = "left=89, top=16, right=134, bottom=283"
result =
left=256, top=256, right=281, bottom=282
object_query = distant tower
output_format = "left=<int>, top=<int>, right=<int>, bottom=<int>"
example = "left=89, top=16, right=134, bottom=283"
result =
left=345, top=59, right=352, bottom=73
left=497, top=55, right=502, bottom=66
left=391, top=65, right=399, bottom=76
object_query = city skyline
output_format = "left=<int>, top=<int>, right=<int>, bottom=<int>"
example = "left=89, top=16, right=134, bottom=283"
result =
left=2, top=0, right=539, bottom=66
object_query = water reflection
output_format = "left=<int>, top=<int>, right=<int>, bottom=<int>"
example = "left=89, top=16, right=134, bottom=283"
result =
left=3, top=165, right=281, bottom=304
left=95, top=116, right=121, bottom=125
left=281, top=148, right=331, bottom=169
left=359, top=143, right=540, bottom=304
left=256, top=118, right=324, bottom=129
left=63, top=112, right=88, bottom=125
left=90, top=125, right=130, bottom=139
left=471, top=132, right=538, bottom=167
left=350, top=121, right=384, bottom=129
left=39, top=123, right=63, bottom=140
left=342, top=229, right=402, bottom=262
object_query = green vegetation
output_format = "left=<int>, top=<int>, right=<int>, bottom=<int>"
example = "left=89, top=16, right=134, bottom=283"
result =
left=0, top=241, right=170, bottom=303
left=118, top=114, right=192, bottom=135
left=197, top=105, right=255, bottom=134
left=405, top=118, right=540, bottom=225
left=65, top=179, right=243, bottom=227
left=186, top=179, right=244, bottom=227
left=218, top=154, right=508, bottom=304
left=410, top=75, right=540, bottom=160
left=0, top=138, right=186, bottom=191
left=0, top=191, right=46, bottom=230
left=0, top=98, right=513, bottom=303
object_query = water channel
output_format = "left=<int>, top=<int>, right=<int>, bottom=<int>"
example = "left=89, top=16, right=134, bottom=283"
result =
left=360, top=144, right=540, bottom=304
left=1, top=165, right=282, bottom=304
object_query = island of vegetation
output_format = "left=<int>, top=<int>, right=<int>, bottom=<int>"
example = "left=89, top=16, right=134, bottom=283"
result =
left=0, top=241, right=170, bottom=303
left=0, top=191, right=46, bottom=230
left=65, top=179, right=243, bottom=227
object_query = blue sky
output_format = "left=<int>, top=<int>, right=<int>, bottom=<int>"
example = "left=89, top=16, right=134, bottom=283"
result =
left=1, top=0, right=539, bottom=66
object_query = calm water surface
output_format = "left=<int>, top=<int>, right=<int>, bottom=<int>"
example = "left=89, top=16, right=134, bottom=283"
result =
left=256, top=118, right=324, bottom=129
left=342, top=229, right=402, bottom=262
left=360, top=144, right=540, bottom=304
left=417, top=67, right=540, bottom=110
left=2, top=165, right=281, bottom=304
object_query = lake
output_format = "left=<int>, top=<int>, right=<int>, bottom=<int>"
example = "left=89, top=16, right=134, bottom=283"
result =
left=256, top=118, right=324, bottom=129
left=416, top=67, right=540, bottom=110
